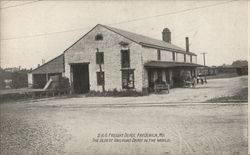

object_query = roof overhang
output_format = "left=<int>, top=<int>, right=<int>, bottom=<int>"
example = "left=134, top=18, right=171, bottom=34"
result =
left=144, top=61, right=204, bottom=68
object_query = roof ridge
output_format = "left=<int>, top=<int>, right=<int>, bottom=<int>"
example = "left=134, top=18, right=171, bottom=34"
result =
left=102, top=24, right=167, bottom=44
left=101, top=24, right=195, bottom=55
left=102, top=24, right=154, bottom=39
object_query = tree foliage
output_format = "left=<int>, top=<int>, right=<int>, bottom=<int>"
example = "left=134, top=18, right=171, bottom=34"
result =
left=231, top=60, right=248, bottom=67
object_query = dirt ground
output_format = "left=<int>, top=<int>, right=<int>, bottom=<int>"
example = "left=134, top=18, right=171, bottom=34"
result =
left=24, top=75, right=247, bottom=106
left=0, top=76, right=248, bottom=155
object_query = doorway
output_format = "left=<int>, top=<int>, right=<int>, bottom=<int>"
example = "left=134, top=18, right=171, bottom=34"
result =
left=172, top=69, right=182, bottom=87
left=33, top=74, right=47, bottom=88
left=71, top=63, right=90, bottom=94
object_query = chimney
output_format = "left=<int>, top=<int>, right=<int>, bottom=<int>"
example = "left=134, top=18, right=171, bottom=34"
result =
left=162, top=28, right=171, bottom=43
left=185, top=37, right=189, bottom=52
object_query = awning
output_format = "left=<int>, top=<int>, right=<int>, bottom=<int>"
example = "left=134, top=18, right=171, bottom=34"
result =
left=144, top=61, right=204, bottom=68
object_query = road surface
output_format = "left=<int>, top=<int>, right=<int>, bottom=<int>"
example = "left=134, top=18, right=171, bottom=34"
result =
left=0, top=76, right=248, bottom=155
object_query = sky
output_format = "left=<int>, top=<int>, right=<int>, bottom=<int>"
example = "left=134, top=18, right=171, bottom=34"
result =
left=0, top=0, right=248, bottom=69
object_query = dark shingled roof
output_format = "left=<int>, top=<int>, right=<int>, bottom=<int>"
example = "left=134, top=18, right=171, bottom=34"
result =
left=101, top=25, right=196, bottom=55
left=31, top=54, right=64, bottom=74
left=144, top=61, right=203, bottom=68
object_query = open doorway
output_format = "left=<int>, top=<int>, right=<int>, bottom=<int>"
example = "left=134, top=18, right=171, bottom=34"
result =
left=71, top=63, right=90, bottom=94
left=172, top=69, right=182, bottom=87
left=33, top=74, right=47, bottom=88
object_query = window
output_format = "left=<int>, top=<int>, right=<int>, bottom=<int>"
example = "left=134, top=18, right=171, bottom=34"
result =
left=96, top=52, right=104, bottom=64
left=172, top=52, right=175, bottom=61
left=121, top=50, right=130, bottom=68
left=96, top=72, right=105, bottom=85
left=157, top=49, right=161, bottom=60
left=184, top=54, right=186, bottom=62
left=190, top=55, right=192, bottom=63
left=95, top=34, right=103, bottom=41
left=122, top=69, right=134, bottom=89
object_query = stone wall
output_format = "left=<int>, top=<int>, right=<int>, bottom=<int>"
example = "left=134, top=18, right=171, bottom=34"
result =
left=141, top=46, right=174, bottom=63
left=186, top=54, right=191, bottom=63
left=64, top=25, right=144, bottom=92
left=192, top=55, right=197, bottom=64
left=141, top=47, right=174, bottom=88
left=176, top=53, right=185, bottom=62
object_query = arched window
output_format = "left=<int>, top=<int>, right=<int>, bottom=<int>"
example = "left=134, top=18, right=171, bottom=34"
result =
left=95, top=34, right=103, bottom=41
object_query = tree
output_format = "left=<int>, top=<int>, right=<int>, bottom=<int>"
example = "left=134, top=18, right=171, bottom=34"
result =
left=232, top=60, right=248, bottom=67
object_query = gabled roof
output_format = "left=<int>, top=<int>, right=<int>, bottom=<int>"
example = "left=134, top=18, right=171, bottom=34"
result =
left=30, top=54, right=64, bottom=74
left=101, top=24, right=196, bottom=56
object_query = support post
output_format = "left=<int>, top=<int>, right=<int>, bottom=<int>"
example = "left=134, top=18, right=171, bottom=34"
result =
left=201, top=52, right=208, bottom=83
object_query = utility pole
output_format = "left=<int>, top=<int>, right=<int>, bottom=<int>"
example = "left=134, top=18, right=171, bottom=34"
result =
left=96, top=48, right=105, bottom=92
left=200, top=52, right=208, bottom=83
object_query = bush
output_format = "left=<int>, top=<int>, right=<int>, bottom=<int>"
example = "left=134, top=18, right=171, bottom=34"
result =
left=11, top=72, right=28, bottom=88
left=85, top=89, right=144, bottom=97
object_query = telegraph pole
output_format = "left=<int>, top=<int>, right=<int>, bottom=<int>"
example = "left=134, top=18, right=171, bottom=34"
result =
left=200, top=52, right=208, bottom=83
left=96, top=48, right=105, bottom=92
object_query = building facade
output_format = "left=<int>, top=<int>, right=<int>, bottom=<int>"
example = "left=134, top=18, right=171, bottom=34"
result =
left=29, top=24, right=201, bottom=93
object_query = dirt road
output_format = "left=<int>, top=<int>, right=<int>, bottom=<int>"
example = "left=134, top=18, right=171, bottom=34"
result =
left=0, top=76, right=248, bottom=155
left=0, top=102, right=247, bottom=155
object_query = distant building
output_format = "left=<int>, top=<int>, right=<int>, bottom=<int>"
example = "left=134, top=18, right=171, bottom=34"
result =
left=197, top=65, right=248, bottom=76
left=197, top=66, right=217, bottom=76
left=28, top=24, right=202, bottom=93
left=4, top=67, right=20, bottom=72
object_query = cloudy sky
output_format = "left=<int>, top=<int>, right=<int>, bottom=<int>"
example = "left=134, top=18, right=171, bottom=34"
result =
left=0, top=0, right=248, bottom=69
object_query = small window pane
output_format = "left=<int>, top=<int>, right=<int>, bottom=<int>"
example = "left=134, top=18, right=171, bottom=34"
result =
left=121, top=50, right=130, bottom=68
left=95, top=34, right=103, bottom=41
left=122, top=70, right=134, bottom=89
left=97, top=72, right=104, bottom=85
left=96, top=52, right=104, bottom=64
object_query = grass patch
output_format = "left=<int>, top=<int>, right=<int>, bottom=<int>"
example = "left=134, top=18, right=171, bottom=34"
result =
left=85, top=89, right=144, bottom=97
left=207, top=87, right=248, bottom=103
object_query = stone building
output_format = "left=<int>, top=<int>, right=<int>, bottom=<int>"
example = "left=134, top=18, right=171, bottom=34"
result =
left=28, top=24, right=202, bottom=93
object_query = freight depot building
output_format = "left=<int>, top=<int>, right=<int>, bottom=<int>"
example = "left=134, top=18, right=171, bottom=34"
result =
left=28, top=24, right=202, bottom=93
